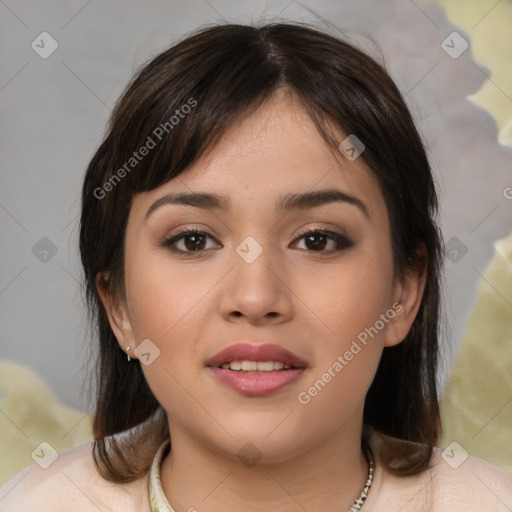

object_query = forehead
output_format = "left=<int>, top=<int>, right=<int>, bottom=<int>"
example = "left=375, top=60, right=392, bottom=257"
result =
left=130, top=92, right=388, bottom=224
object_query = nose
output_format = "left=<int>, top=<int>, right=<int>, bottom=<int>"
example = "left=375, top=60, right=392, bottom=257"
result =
left=219, top=241, right=294, bottom=326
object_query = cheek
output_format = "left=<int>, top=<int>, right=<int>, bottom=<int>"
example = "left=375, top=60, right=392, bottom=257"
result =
left=124, top=249, right=215, bottom=343
left=294, top=246, right=394, bottom=347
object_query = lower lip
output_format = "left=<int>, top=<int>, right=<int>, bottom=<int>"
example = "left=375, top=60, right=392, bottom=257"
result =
left=208, top=367, right=306, bottom=397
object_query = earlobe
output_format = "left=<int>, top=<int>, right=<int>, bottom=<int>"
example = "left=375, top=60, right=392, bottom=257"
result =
left=384, top=251, right=427, bottom=348
left=95, top=271, right=137, bottom=359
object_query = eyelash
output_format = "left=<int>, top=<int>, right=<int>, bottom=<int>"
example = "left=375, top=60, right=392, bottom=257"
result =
left=160, top=227, right=355, bottom=254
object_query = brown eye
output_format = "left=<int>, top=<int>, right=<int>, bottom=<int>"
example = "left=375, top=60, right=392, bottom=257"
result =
left=293, top=229, right=354, bottom=252
left=161, top=229, right=219, bottom=253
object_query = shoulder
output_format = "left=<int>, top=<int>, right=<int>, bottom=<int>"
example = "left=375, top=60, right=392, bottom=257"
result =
left=0, top=440, right=150, bottom=512
left=426, top=446, right=512, bottom=510
left=370, top=432, right=512, bottom=511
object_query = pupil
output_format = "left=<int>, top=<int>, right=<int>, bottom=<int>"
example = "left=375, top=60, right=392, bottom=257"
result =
left=186, top=234, right=204, bottom=251
left=307, top=234, right=326, bottom=250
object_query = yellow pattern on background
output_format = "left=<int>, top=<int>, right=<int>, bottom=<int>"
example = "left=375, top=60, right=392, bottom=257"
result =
left=434, top=0, right=512, bottom=473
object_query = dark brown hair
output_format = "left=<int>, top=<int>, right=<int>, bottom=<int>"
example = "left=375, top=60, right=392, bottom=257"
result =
left=79, top=21, right=443, bottom=482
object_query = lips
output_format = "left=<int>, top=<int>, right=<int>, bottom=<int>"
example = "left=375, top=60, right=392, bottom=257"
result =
left=205, top=342, right=308, bottom=369
left=206, top=343, right=308, bottom=397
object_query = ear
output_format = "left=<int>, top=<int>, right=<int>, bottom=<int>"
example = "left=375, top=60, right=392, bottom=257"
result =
left=95, top=271, right=138, bottom=360
left=384, top=245, right=427, bottom=348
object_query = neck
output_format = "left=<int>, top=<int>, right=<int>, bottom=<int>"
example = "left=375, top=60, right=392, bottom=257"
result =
left=159, top=419, right=373, bottom=512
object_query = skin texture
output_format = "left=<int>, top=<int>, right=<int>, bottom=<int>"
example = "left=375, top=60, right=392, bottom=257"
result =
left=97, top=90, right=426, bottom=512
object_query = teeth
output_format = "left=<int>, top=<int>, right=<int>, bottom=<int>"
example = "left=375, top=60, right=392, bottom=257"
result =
left=242, top=360, right=258, bottom=371
left=253, top=361, right=273, bottom=371
left=220, top=360, right=293, bottom=371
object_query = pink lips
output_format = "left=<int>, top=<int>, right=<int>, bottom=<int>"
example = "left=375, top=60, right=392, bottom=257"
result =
left=206, top=343, right=307, bottom=397
left=206, top=343, right=308, bottom=368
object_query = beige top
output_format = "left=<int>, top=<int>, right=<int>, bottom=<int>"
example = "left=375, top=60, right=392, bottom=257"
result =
left=1, top=434, right=512, bottom=511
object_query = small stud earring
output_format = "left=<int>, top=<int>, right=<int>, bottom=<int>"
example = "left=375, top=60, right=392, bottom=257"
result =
left=126, top=346, right=131, bottom=362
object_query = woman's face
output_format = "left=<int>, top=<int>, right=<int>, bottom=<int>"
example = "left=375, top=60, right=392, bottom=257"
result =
left=100, top=91, right=421, bottom=463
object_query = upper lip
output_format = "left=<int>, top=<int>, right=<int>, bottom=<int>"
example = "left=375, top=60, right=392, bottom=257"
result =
left=206, top=343, right=308, bottom=368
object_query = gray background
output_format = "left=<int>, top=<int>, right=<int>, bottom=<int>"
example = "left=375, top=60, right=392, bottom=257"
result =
left=1, top=0, right=511, bottom=413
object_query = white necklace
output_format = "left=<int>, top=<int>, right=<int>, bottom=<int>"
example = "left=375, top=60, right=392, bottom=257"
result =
left=348, top=444, right=374, bottom=511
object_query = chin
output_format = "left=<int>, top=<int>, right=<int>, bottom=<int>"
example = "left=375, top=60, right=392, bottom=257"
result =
left=209, top=428, right=312, bottom=466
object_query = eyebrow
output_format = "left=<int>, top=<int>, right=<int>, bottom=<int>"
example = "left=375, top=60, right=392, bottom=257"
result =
left=145, top=188, right=371, bottom=222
